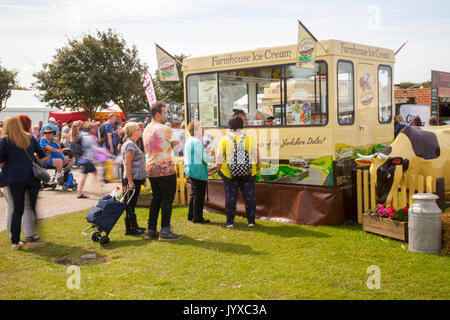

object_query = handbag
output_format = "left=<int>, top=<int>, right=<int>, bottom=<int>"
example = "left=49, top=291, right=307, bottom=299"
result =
left=24, top=147, right=50, bottom=183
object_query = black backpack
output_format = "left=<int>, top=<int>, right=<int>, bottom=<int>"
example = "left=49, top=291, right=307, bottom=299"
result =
left=226, top=134, right=252, bottom=178
left=70, top=136, right=83, bottom=158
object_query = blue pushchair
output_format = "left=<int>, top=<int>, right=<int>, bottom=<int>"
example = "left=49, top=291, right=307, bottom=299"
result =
left=81, top=189, right=135, bottom=245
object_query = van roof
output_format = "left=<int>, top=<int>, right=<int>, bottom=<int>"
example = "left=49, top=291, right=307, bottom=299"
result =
left=182, top=39, right=395, bottom=73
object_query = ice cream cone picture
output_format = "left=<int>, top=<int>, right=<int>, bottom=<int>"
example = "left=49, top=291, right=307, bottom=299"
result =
left=359, top=72, right=374, bottom=105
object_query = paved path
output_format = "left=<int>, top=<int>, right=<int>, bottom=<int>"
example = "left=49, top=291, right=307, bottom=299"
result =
left=0, top=168, right=121, bottom=233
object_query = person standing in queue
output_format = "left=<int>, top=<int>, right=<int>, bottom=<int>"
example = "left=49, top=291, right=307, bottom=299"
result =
left=216, top=116, right=259, bottom=228
left=121, top=122, right=147, bottom=235
left=184, top=121, right=214, bottom=224
left=142, top=101, right=183, bottom=241
left=3, top=115, right=41, bottom=243
left=0, top=116, right=47, bottom=250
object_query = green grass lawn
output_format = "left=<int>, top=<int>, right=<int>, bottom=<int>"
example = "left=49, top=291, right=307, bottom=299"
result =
left=0, top=207, right=449, bottom=300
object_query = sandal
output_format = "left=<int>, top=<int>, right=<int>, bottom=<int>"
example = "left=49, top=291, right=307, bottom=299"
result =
left=25, top=235, right=41, bottom=242
left=77, top=194, right=89, bottom=199
left=12, top=242, right=25, bottom=250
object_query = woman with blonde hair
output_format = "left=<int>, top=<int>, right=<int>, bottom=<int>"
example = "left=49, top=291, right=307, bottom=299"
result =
left=121, top=122, right=146, bottom=235
left=3, top=115, right=41, bottom=243
left=0, top=116, right=46, bottom=250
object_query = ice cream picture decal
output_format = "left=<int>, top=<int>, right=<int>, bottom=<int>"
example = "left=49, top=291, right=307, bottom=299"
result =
left=155, top=43, right=180, bottom=82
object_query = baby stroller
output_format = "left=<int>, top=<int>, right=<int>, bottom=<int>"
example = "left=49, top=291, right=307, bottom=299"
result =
left=81, top=189, right=135, bottom=245
left=41, top=150, right=78, bottom=191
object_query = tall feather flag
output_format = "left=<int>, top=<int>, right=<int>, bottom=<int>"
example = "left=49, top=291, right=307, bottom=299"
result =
left=156, top=44, right=180, bottom=82
left=142, top=72, right=157, bottom=107
left=296, top=20, right=318, bottom=69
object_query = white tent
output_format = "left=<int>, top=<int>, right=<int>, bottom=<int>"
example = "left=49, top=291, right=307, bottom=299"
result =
left=0, top=90, right=58, bottom=126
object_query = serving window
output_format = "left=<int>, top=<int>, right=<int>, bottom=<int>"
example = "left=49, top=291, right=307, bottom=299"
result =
left=186, top=61, right=328, bottom=128
left=378, top=65, right=392, bottom=123
left=337, top=60, right=355, bottom=125
left=285, top=62, right=328, bottom=126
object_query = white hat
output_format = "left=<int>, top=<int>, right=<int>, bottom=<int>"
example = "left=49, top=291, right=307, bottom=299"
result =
left=48, top=117, right=56, bottom=122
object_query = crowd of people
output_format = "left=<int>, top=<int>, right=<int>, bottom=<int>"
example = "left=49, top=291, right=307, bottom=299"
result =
left=0, top=101, right=261, bottom=249
left=2, top=102, right=449, bottom=249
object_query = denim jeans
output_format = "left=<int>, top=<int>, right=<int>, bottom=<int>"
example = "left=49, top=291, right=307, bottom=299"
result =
left=218, top=171, right=256, bottom=225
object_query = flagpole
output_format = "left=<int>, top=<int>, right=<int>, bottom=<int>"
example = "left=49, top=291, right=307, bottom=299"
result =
left=395, top=41, right=408, bottom=56
left=297, top=19, right=327, bottom=52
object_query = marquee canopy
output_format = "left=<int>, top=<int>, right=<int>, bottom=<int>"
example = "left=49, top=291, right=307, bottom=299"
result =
left=49, top=107, right=125, bottom=123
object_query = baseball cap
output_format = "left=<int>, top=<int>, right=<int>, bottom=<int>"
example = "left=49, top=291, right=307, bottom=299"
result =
left=48, top=117, right=56, bottom=122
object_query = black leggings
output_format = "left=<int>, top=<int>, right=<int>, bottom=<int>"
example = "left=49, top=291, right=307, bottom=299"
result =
left=9, top=179, right=40, bottom=244
left=188, top=178, right=207, bottom=222
left=123, top=178, right=145, bottom=221
left=148, top=174, right=176, bottom=231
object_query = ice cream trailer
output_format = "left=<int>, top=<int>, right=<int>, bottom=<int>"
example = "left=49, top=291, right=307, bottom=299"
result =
left=182, top=39, right=395, bottom=225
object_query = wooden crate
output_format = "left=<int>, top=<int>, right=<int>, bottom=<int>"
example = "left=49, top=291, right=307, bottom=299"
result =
left=362, top=214, right=408, bottom=242
left=136, top=193, right=152, bottom=207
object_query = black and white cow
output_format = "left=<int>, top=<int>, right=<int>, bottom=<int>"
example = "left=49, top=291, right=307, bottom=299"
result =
left=356, top=125, right=450, bottom=205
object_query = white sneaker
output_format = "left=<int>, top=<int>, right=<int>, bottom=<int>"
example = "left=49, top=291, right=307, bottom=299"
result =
left=248, top=223, right=256, bottom=227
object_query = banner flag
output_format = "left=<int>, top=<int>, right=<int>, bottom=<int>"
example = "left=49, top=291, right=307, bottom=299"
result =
left=296, top=20, right=317, bottom=69
left=142, top=72, right=157, bottom=107
left=156, top=44, right=180, bottom=82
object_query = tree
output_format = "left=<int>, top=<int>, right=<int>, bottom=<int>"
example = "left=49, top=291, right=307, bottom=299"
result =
left=33, top=29, right=148, bottom=119
left=0, top=63, right=18, bottom=112
left=152, top=53, right=188, bottom=104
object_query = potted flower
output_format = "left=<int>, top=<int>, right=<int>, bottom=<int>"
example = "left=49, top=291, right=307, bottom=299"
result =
left=363, top=205, right=409, bottom=241
left=136, top=180, right=152, bottom=207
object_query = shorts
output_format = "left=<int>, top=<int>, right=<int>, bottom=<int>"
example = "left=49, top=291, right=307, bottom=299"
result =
left=43, top=157, right=63, bottom=168
left=81, top=161, right=97, bottom=174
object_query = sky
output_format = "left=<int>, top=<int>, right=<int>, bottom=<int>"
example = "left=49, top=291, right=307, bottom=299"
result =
left=1, top=0, right=449, bottom=88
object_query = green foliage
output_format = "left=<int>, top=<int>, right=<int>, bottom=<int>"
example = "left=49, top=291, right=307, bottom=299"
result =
left=0, top=63, right=18, bottom=111
left=399, top=81, right=431, bottom=89
left=33, top=29, right=148, bottom=118
left=152, top=54, right=188, bottom=104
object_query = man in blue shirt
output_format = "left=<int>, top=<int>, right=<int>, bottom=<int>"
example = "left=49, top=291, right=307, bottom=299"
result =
left=103, top=113, right=117, bottom=155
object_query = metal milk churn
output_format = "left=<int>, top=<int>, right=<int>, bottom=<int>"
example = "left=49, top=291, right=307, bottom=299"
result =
left=408, top=193, right=442, bottom=254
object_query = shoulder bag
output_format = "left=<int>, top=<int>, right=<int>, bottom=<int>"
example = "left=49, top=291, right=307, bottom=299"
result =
left=23, top=145, right=50, bottom=183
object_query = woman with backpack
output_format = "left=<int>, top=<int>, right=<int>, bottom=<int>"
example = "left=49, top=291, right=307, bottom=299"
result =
left=216, top=116, right=259, bottom=228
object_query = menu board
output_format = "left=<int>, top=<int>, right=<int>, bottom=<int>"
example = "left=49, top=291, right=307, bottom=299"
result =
left=198, top=78, right=219, bottom=127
